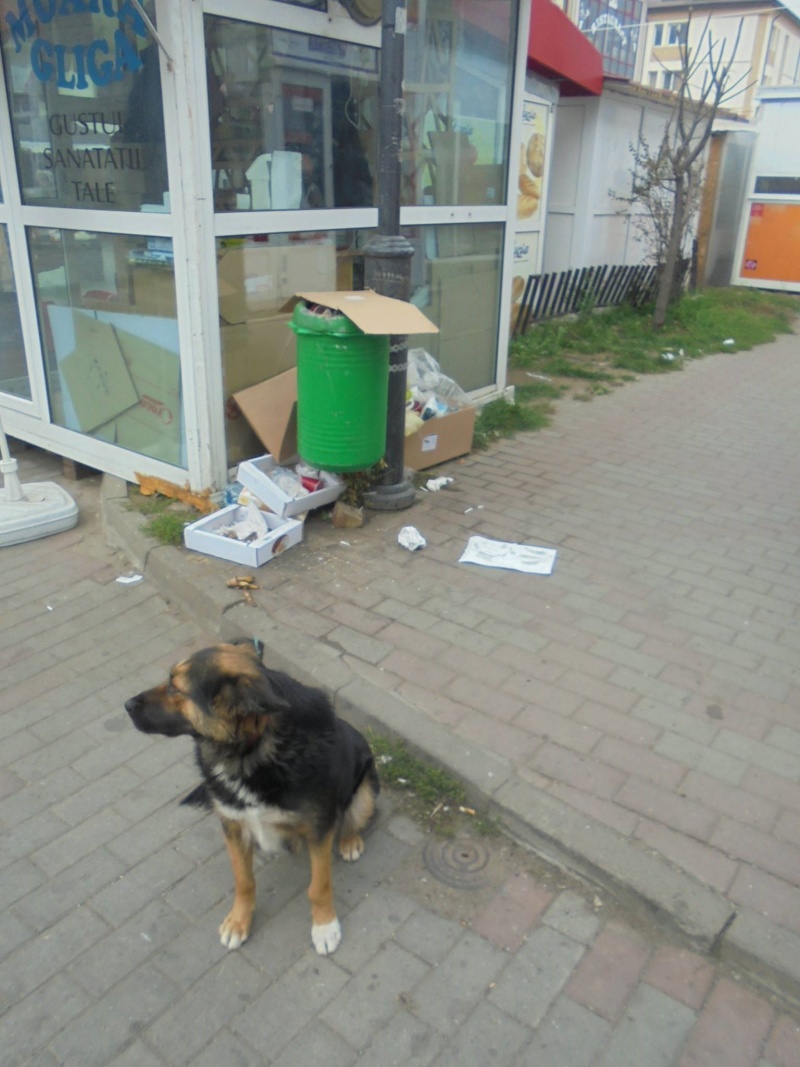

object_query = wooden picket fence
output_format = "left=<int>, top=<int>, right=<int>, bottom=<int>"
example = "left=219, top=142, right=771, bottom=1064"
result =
left=513, top=263, right=659, bottom=339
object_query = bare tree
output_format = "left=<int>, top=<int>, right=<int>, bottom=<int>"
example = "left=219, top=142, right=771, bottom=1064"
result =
left=631, top=14, right=751, bottom=327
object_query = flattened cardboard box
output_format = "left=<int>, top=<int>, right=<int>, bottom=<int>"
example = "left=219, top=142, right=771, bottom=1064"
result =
left=404, top=407, right=476, bottom=471
left=284, top=289, right=439, bottom=336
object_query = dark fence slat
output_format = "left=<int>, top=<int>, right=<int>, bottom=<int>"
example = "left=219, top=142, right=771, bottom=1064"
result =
left=514, top=262, right=662, bottom=335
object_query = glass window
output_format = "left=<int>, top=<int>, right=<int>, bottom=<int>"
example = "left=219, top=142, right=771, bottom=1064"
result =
left=653, top=24, right=664, bottom=47
left=403, top=0, right=517, bottom=207
left=403, top=222, right=504, bottom=391
left=204, top=16, right=379, bottom=212
left=1, top=2, right=168, bottom=211
left=28, top=227, right=183, bottom=466
left=219, top=228, right=371, bottom=465
left=668, top=22, right=687, bottom=46
left=0, top=225, right=30, bottom=399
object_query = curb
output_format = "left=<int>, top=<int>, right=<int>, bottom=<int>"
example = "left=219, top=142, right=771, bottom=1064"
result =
left=102, top=474, right=800, bottom=1010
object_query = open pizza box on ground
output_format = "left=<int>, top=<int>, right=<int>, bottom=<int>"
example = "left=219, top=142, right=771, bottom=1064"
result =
left=183, top=504, right=303, bottom=566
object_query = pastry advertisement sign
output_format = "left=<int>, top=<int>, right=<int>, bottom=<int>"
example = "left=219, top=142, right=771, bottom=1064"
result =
left=517, top=95, right=548, bottom=227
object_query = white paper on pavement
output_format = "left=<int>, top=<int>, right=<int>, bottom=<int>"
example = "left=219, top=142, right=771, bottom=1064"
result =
left=459, top=535, right=556, bottom=575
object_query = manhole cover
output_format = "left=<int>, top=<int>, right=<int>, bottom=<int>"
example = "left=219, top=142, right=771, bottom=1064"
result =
left=423, top=837, right=491, bottom=889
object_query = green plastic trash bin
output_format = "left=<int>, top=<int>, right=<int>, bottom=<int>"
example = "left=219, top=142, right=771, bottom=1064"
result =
left=289, top=302, right=389, bottom=473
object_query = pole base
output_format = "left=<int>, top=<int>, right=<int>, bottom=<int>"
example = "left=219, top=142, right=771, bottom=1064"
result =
left=364, top=478, right=416, bottom=511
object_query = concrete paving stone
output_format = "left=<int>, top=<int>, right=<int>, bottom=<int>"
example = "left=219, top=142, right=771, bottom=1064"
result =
left=184, top=1030, right=264, bottom=1067
left=488, top=923, right=586, bottom=1029
left=514, top=704, right=601, bottom=754
left=710, top=818, right=800, bottom=885
left=775, top=810, right=800, bottom=848
left=270, top=1020, right=358, bottom=1067
left=764, top=1015, right=800, bottom=1067
left=321, top=940, right=432, bottom=1050
left=615, top=776, right=718, bottom=841
left=730, top=863, right=800, bottom=939
left=595, top=736, right=686, bottom=789
left=48, top=963, right=181, bottom=1067
left=541, top=889, right=603, bottom=946
left=679, top=977, right=775, bottom=1067
left=635, top=819, right=738, bottom=894
left=473, top=871, right=554, bottom=952
left=549, top=779, right=640, bottom=836
left=0, top=910, right=34, bottom=962
left=232, top=952, right=350, bottom=1059
left=596, top=983, right=697, bottom=1067
left=0, top=903, right=111, bottom=1004
left=530, top=743, right=627, bottom=799
left=13, top=847, right=127, bottom=933
left=354, top=1009, right=444, bottom=1067
left=0, top=972, right=92, bottom=1067
left=2, top=808, right=72, bottom=872
left=89, top=847, right=197, bottom=927
left=0, top=765, right=86, bottom=827
left=107, top=1041, right=170, bottom=1067
left=430, top=999, right=530, bottom=1067
left=680, top=770, right=780, bottom=832
left=565, top=920, right=651, bottom=1023
left=642, top=945, right=716, bottom=1012
left=505, top=673, right=583, bottom=716
left=10, top=728, right=96, bottom=783
left=33, top=807, right=132, bottom=878
left=394, top=908, right=465, bottom=966
left=329, top=885, right=418, bottom=973
left=144, top=950, right=268, bottom=1065
left=515, top=992, right=613, bottom=1067
left=325, top=624, right=393, bottom=663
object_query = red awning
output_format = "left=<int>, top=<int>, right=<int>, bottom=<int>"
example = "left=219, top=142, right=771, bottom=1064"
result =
left=528, top=0, right=604, bottom=97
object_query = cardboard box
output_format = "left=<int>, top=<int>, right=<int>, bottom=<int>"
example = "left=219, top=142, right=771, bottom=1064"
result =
left=217, top=244, right=337, bottom=325
left=221, top=314, right=296, bottom=396
left=233, top=368, right=299, bottom=465
left=404, top=407, right=476, bottom=471
left=183, top=504, right=303, bottom=566
left=235, top=293, right=439, bottom=467
left=130, top=265, right=177, bottom=318
left=285, top=289, right=439, bottom=336
left=237, top=455, right=343, bottom=517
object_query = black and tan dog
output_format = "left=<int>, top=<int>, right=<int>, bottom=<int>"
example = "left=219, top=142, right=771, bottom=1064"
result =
left=125, top=638, right=379, bottom=956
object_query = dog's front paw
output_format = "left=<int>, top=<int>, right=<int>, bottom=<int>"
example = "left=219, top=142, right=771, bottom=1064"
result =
left=219, top=912, right=251, bottom=950
left=340, top=834, right=365, bottom=862
left=311, top=918, right=342, bottom=956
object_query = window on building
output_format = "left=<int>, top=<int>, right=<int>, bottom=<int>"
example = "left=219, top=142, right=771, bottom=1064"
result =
left=653, top=24, right=664, bottom=46
left=28, top=228, right=183, bottom=465
left=204, top=17, right=380, bottom=212
left=663, top=70, right=675, bottom=90
left=0, top=227, right=30, bottom=400
left=0, top=1, right=167, bottom=211
left=668, top=22, right=688, bottom=46
left=648, top=70, right=658, bottom=87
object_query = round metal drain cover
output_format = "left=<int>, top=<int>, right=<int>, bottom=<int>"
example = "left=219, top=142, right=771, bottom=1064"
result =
left=423, top=838, right=491, bottom=889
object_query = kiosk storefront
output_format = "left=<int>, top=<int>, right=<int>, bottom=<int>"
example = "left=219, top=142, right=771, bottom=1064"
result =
left=0, top=0, right=529, bottom=490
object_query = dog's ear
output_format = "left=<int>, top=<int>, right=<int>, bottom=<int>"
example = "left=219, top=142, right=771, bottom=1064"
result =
left=228, top=637, right=265, bottom=661
left=222, top=669, right=289, bottom=744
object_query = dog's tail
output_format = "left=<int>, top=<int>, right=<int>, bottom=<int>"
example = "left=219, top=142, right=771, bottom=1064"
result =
left=180, top=784, right=213, bottom=810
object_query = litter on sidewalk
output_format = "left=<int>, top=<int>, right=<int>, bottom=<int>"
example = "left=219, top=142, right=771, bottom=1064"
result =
left=459, top=535, right=556, bottom=575
left=398, top=526, right=426, bottom=551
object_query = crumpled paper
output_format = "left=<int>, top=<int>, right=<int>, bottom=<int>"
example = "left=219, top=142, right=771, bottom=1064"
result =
left=221, top=502, right=269, bottom=543
left=459, top=535, right=556, bottom=574
left=425, top=477, right=454, bottom=492
left=398, top=526, right=426, bottom=551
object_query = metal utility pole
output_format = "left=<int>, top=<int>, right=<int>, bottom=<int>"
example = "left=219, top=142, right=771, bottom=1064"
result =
left=364, top=0, right=416, bottom=511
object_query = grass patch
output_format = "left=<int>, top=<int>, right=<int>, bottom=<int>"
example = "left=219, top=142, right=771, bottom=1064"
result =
left=472, top=396, right=553, bottom=450
left=127, top=488, right=200, bottom=546
left=368, top=731, right=497, bottom=835
left=511, top=287, right=798, bottom=377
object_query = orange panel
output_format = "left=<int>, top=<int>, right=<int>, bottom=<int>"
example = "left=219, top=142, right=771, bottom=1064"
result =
left=739, top=202, right=800, bottom=283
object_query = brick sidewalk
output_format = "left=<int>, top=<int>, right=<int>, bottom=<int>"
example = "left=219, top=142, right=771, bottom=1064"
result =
left=1, top=463, right=799, bottom=1064
left=99, top=332, right=800, bottom=996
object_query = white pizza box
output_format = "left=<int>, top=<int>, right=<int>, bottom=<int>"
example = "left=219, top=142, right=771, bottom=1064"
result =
left=237, top=454, right=343, bottom=518
left=183, top=503, right=302, bottom=566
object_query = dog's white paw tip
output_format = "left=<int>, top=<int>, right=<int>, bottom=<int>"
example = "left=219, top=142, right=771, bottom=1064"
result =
left=219, top=924, right=248, bottom=950
left=311, top=918, right=342, bottom=956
